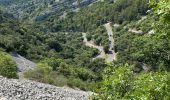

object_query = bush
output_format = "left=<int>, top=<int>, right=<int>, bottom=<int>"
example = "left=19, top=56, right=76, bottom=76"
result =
left=0, top=51, right=18, bottom=78
left=96, top=64, right=134, bottom=99
left=130, top=72, right=170, bottom=100
left=24, top=63, right=53, bottom=83
left=75, top=67, right=96, bottom=81
left=24, top=60, right=98, bottom=91
left=95, top=64, right=170, bottom=99
left=67, top=78, right=96, bottom=91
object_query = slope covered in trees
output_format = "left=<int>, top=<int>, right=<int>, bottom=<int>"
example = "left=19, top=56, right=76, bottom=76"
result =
left=35, top=0, right=149, bottom=32
left=94, top=0, right=170, bottom=99
left=0, top=0, right=97, bottom=22
left=0, top=9, right=105, bottom=90
left=0, top=0, right=170, bottom=99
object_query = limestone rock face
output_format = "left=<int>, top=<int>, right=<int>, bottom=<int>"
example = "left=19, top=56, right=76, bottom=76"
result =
left=0, top=76, right=92, bottom=100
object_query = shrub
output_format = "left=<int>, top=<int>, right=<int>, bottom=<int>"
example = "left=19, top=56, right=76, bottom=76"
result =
left=24, top=63, right=53, bottom=83
left=0, top=51, right=18, bottom=78
left=67, top=78, right=96, bottom=91
left=130, top=72, right=170, bottom=100
left=95, top=64, right=170, bottom=99
left=96, top=64, right=134, bottom=99
left=24, top=60, right=98, bottom=91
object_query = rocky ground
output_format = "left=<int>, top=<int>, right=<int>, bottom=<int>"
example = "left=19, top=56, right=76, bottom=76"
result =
left=0, top=76, right=92, bottom=100
left=11, top=53, right=36, bottom=72
left=11, top=53, right=36, bottom=79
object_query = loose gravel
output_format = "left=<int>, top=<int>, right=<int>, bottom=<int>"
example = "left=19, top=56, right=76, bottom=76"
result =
left=0, top=76, right=92, bottom=100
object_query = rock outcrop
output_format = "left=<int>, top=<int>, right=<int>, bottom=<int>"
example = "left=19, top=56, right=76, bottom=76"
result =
left=11, top=53, right=36, bottom=72
left=11, top=53, right=36, bottom=79
left=0, top=76, right=92, bottom=100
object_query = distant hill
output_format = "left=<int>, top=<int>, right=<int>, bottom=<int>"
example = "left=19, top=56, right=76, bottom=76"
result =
left=0, top=0, right=98, bottom=22
left=0, top=0, right=17, bottom=6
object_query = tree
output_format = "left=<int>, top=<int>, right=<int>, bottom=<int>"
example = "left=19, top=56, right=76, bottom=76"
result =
left=131, top=72, right=170, bottom=100
left=95, top=65, right=170, bottom=99
left=95, top=64, right=134, bottom=99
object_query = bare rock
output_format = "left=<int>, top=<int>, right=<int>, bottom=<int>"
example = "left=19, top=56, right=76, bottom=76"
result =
left=0, top=76, right=92, bottom=100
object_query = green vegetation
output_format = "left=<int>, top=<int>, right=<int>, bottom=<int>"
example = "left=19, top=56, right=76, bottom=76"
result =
left=94, top=65, right=170, bottom=100
left=0, top=0, right=170, bottom=99
left=24, top=59, right=98, bottom=90
left=0, top=51, right=18, bottom=78
left=109, top=0, right=170, bottom=71
left=0, top=8, right=103, bottom=90
left=36, top=0, right=148, bottom=32
left=34, top=0, right=148, bottom=48
left=94, top=0, right=170, bottom=99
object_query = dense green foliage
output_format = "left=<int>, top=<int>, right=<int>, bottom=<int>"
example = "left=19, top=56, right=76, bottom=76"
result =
left=33, top=0, right=149, bottom=53
left=24, top=58, right=98, bottom=90
left=0, top=51, right=18, bottom=78
left=0, top=0, right=170, bottom=99
left=0, top=0, right=150, bottom=63
left=94, top=65, right=170, bottom=100
left=36, top=0, right=148, bottom=32
left=0, top=8, right=102, bottom=90
left=111, top=0, right=170, bottom=70
left=95, top=0, right=170, bottom=99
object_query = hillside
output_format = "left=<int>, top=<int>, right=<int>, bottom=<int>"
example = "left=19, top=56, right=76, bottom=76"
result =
left=0, top=0, right=98, bottom=22
left=0, top=0, right=170, bottom=99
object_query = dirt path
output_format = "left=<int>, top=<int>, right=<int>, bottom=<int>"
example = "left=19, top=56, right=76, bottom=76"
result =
left=82, top=33, right=106, bottom=59
left=104, top=23, right=117, bottom=62
left=82, top=22, right=117, bottom=62
left=128, top=28, right=143, bottom=34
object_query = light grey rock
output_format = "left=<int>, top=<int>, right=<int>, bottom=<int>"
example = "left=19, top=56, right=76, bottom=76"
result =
left=0, top=76, right=92, bottom=100
left=11, top=53, right=36, bottom=72
left=11, top=53, right=36, bottom=79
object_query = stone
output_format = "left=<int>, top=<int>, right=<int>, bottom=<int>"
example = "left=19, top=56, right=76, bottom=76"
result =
left=0, top=76, right=92, bottom=100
